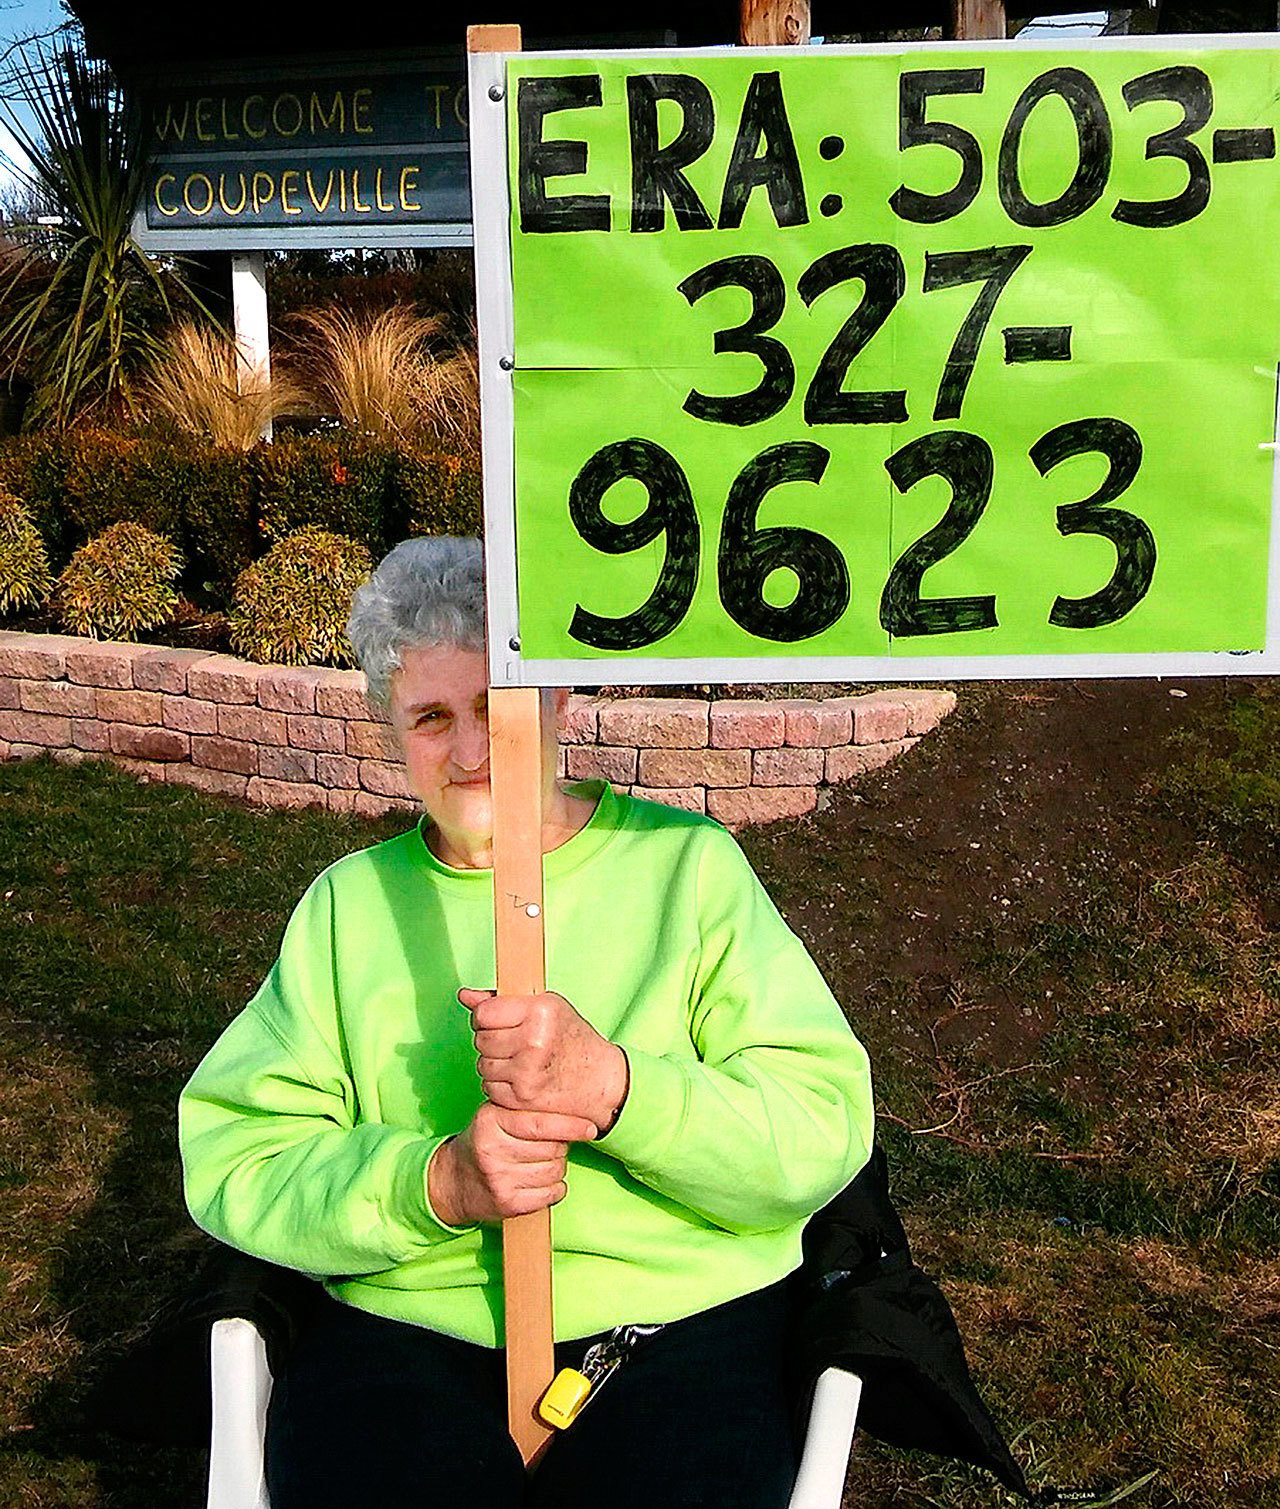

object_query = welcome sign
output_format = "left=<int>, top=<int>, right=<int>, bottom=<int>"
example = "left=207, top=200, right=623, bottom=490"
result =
left=132, top=56, right=470, bottom=249
left=470, top=37, right=1280, bottom=686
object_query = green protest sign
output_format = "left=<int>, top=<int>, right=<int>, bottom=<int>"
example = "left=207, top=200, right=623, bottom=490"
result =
left=469, top=40, right=1280, bottom=684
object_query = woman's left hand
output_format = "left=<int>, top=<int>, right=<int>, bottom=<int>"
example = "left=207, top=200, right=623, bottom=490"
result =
left=458, top=987, right=628, bottom=1134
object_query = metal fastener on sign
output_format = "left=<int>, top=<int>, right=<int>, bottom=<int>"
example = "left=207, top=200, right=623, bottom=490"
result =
left=488, top=84, right=504, bottom=101
left=525, top=903, right=541, bottom=918
left=499, top=356, right=514, bottom=371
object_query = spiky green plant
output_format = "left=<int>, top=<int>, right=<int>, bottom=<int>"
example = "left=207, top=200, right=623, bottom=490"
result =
left=0, top=490, right=54, bottom=613
left=0, top=43, right=208, bottom=427
left=55, top=520, right=183, bottom=639
left=229, top=527, right=371, bottom=667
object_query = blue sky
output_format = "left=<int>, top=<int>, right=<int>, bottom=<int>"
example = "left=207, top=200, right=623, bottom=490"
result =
left=1, top=0, right=67, bottom=55
left=0, top=0, right=74, bottom=191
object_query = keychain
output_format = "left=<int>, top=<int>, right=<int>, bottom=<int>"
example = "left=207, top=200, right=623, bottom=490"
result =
left=538, top=1323, right=664, bottom=1430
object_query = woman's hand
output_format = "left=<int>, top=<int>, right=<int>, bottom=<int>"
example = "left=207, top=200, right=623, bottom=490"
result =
left=458, top=987, right=629, bottom=1132
left=427, top=1102, right=598, bottom=1226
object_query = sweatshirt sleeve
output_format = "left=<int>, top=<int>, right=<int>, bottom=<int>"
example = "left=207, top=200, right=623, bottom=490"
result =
left=595, top=828, right=874, bottom=1235
left=178, top=872, right=473, bottom=1279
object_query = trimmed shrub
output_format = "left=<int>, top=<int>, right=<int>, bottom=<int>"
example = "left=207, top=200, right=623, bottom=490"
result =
left=60, top=429, right=185, bottom=542
left=61, top=423, right=260, bottom=602
left=0, top=427, right=478, bottom=620
left=177, top=447, right=259, bottom=604
left=390, top=449, right=483, bottom=540
left=229, top=527, right=371, bottom=667
left=0, top=428, right=259, bottom=603
left=0, top=433, right=71, bottom=567
left=0, top=490, right=54, bottom=615
left=55, top=521, right=184, bottom=640
left=255, top=432, right=395, bottom=554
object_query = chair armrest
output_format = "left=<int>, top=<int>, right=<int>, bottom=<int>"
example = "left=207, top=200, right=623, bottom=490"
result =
left=787, top=1367, right=862, bottom=1509
left=207, top=1317, right=273, bottom=1509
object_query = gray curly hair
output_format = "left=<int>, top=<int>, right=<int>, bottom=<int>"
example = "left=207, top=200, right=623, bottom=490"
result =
left=346, top=536, right=485, bottom=711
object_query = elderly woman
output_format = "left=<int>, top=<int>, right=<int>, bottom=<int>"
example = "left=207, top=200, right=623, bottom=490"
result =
left=178, top=535, right=874, bottom=1509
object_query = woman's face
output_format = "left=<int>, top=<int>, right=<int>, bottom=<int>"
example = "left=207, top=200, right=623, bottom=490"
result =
left=388, top=642, right=493, bottom=844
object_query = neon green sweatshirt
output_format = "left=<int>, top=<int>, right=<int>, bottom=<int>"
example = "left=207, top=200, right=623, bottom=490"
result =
left=178, top=780, right=874, bottom=1345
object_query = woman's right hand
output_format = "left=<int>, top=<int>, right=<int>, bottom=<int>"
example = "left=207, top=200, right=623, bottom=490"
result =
left=427, top=1102, right=598, bottom=1226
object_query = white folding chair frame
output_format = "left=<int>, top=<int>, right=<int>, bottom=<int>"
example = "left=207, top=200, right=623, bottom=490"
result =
left=787, top=1366, right=863, bottom=1509
left=207, top=1319, right=272, bottom=1509
left=207, top=1316, right=860, bottom=1509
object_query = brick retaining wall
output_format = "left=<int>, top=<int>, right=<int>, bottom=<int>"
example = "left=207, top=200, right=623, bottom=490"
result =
left=0, top=630, right=955, bottom=827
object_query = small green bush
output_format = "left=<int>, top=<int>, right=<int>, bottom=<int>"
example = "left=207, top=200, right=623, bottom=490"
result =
left=55, top=521, right=184, bottom=640
left=255, top=432, right=395, bottom=554
left=229, top=526, right=371, bottom=667
left=0, top=490, right=54, bottom=615
left=390, top=449, right=483, bottom=539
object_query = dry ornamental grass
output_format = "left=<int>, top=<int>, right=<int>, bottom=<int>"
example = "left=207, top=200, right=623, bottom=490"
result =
left=286, top=304, right=478, bottom=455
left=142, top=323, right=306, bottom=451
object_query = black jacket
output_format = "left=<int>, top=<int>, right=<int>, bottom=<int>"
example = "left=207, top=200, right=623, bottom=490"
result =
left=790, top=1141, right=1029, bottom=1496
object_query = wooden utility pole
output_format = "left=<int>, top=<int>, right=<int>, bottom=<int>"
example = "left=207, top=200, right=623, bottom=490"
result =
left=949, top=0, right=1006, bottom=38
left=739, top=0, right=811, bottom=45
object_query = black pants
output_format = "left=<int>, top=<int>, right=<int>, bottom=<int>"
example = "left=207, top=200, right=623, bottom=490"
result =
left=265, top=1280, right=799, bottom=1509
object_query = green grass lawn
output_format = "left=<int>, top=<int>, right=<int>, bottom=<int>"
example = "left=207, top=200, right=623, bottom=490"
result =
left=0, top=766, right=407, bottom=1507
left=0, top=681, right=1277, bottom=1507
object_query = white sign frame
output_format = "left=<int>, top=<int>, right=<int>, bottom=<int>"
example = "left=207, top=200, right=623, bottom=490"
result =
left=468, top=34, right=1280, bottom=688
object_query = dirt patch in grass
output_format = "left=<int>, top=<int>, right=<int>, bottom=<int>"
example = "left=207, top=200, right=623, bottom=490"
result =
left=748, top=678, right=1226, bottom=1070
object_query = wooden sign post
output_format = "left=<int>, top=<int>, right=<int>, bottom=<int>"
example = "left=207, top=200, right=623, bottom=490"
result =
left=468, top=22, right=556, bottom=1471
left=739, top=0, right=810, bottom=45
left=950, top=0, right=1006, bottom=39
left=488, top=678, right=556, bottom=1465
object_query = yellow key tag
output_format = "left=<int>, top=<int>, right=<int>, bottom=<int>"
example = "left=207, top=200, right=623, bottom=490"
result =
left=538, top=1367, right=593, bottom=1430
